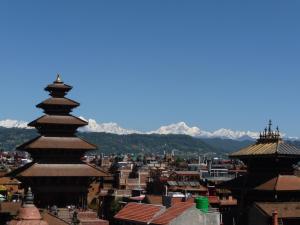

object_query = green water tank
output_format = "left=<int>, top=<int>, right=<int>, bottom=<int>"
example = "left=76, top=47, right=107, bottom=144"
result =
left=195, top=196, right=209, bottom=213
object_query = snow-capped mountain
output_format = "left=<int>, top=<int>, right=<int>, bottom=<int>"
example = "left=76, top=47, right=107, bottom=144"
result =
left=78, top=118, right=140, bottom=135
left=148, top=122, right=259, bottom=140
left=0, top=118, right=289, bottom=140
left=148, top=122, right=210, bottom=137
left=0, top=119, right=29, bottom=129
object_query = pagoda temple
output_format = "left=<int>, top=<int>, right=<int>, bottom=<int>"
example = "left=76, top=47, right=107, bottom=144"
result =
left=11, top=75, right=107, bottom=208
left=220, top=120, right=300, bottom=225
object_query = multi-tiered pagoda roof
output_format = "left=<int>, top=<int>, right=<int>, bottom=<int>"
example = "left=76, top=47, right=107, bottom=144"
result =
left=10, top=75, right=107, bottom=207
left=220, top=121, right=300, bottom=225
left=230, top=120, right=300, bottom=161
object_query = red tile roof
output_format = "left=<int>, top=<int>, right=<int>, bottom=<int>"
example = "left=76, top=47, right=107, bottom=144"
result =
left=114, top=202, right=165, bottom=224
left=151, top=202, right=194, bottom=225
left=255, top=175, right=300, bottom=191
left=255, top=202, right=300, bottom=218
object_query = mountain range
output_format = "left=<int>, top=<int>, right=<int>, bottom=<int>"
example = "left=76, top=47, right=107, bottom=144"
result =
left=0, top=120, right=299, bottom=155
left=0, top=118, right=268, bottom=140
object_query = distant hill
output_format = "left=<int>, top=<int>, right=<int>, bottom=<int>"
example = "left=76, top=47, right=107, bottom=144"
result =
left=201, top=138, right=254, bottom=153
left=2, top=127, right=297, bottom=156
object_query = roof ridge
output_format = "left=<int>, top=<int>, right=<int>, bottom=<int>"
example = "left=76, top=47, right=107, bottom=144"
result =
left=151, top=202, right=194, bottom=225
left=148, top=206, right=167, bottom=224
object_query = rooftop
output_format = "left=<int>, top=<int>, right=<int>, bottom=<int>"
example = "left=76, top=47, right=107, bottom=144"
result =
left=114, top=202, right=165, bottom=224
left=230, top=121, right=300, bottom=159
left=17, top=136, right=97, bottom=151
left=255, top=202, right=300, bottom=218
left=10, top=163, right=108, bottom=177
left=255, top=175, right=300, bottom=191
left=150, top=202, right=194, bottom=225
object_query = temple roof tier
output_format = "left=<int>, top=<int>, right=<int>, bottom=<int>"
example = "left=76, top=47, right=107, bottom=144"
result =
left=11, top=162, right=108, bottom=177
left=218, top=174, right=300, bottom=192
left=44, top=74, right=73, bottom=97
left=230, top=141, right=300, bottom=159
left=230, top=120, right=300, bottom=159
left=37, top=97, right=79, bottom=108
left=17, top=136, right=97, bottom=151
left=28, top=115, right=88, bottom=127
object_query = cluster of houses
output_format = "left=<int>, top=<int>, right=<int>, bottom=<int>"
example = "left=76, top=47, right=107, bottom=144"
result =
left=0, top=77, right=299, bottom=225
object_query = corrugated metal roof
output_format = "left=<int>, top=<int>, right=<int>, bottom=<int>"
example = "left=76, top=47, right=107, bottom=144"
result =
left=17, top=136, right=97, bottom=150
left=114, top=202, right=165, bottom=224
left=230, top=141, right=300, bottom=158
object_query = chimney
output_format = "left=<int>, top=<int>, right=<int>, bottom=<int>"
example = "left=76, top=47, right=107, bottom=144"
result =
left=272, top=210, right=278, bottom=225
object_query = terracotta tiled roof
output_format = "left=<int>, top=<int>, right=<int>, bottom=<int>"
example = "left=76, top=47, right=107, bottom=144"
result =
left=230, top=141, right=300, bottom=158
left=151, top=202, right=194, bottom=225
left=114, top=202, right=165, bottom=224
left=17, top=136, right=97, bottom=150
left=12, top=163, right=109, bottom=177
left=29, top=115, right=87, bottom=126
left=255, top=202, right=300, bottom=218
left=255, top=175, right=300, bottom=191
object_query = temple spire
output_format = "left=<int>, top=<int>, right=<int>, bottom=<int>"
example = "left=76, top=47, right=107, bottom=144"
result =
left=257, top=120, right=281, bottom=143
left=55, top=73, right=63, bottom=83
left=24, top=187, right=34, bottom=206
left=268, top=119, right=272, bottom=134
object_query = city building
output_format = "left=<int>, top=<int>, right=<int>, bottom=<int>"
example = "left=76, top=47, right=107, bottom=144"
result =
left=220, top=121, right=300, bottom=225
left=9, top=75, right=108, bottom=208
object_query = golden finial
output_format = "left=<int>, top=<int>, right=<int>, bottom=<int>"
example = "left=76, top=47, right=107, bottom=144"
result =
left=55, top=73, right=63, bottom=83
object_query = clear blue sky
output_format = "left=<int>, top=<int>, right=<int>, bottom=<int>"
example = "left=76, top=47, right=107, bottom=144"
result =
left=0, top=1, right=299, bottom=136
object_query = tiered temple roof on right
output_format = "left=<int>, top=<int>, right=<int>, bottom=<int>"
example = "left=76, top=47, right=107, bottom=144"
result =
left=220, top=120, right=300, bottom=225
left=10, top=75, right=108, bottom=208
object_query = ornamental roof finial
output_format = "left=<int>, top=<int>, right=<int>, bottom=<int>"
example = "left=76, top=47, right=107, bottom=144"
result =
left=55, top=73, right=63, bottom=83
